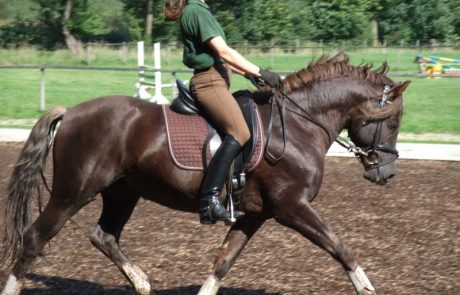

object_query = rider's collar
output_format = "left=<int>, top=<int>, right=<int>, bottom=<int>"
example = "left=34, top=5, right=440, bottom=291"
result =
left=187, top=0, right=209, bottom=9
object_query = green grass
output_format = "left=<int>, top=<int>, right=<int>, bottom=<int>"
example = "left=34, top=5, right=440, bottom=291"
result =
left=396, top=78, right=460, bottom=134
left=0, top=47, right=459, bottom=134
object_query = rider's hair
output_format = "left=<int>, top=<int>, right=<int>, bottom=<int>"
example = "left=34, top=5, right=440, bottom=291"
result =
left=164, top=0, right=187, bottom=21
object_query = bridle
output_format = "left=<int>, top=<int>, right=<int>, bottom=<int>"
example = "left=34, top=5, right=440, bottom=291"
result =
left=351, top=85, right=400, bottom=171
left=264, top=84, right=399, bottom=170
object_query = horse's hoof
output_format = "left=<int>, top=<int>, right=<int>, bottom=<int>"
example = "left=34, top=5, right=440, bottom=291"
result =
left=122, top=263, right=152, bottom=295
left=359, top=289, right=377, bottom=295
left=1, top=274, right=22, bottom=295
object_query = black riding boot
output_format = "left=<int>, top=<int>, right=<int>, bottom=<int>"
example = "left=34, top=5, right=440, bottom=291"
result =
left=199, top=135, right=245, bottom=224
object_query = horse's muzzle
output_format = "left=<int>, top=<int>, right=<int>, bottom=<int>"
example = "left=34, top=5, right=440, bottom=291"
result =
left=363, top=166, right=396, bottom=185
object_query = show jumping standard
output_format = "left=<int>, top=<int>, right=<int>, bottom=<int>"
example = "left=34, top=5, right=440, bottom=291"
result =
left=1, top=55, right=410, bottom=295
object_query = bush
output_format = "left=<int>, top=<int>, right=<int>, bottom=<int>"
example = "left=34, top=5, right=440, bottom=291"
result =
left=0, top=17, right=63, bottom=49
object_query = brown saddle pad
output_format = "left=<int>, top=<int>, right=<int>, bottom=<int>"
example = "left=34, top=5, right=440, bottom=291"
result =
left=162, top=105, right=264, bottom=171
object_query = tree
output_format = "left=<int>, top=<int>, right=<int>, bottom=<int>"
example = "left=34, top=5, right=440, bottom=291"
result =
left=365, top=2, right=384, bottom=46
left=0, top=0, right=8, bottom=21
left=408, top=0, right=453, bottom=43
left=308, top=0, right=371, bottom=43
left=61, top=0, right=84, bottom=56
left=210, top=0, right=299, bottom=46
left=122, top=0, right=178, bottom=44
left=27, top=0, right=127, bottom=49
left=72, top=0, right=127, bottom=43
left=376, top=0, right=455, bottom=45
left=145, top=0, right=153, bottom=42
left=248, top=0, right=297, bottom=46
left=1, top=0, right=458, bottom=49
left=447, top=0, right=460, bottom=42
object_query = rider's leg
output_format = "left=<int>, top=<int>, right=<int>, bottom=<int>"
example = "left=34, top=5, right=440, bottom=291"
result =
left=190, top=64, right=250, bottom=224
left=198, top=134, right=245, bottom=224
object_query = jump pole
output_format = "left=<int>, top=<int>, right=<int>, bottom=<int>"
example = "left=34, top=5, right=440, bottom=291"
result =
left=152, top=42, right=168, bottom=104
left=136, top=41, right=169, bottom=104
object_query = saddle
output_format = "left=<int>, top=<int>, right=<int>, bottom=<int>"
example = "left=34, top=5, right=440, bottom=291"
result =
left=163, top=79, right=264, bottom=195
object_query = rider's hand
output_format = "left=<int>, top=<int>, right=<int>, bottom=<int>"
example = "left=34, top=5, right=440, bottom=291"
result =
left=258, top=69, right=282, bottom=88
left=244, top=73, right=266, bottom=89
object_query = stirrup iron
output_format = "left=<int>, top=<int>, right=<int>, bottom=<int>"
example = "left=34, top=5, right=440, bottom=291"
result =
left=225, top=163, right=248, bottom=225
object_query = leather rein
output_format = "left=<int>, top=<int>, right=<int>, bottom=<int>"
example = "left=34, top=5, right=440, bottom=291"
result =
left=264, top=85, right=399, bottom=170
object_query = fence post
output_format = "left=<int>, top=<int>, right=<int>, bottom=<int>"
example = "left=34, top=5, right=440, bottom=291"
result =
left=86, top=44, right=92, bottom=64
left=40, top=66, right=46, bottom=112
left=166, top=44, right=171, bottom=66
left=397, top=40, right=405, bottom=72
left=270, top=40, right=275, bottom=69
left=171, top=72, right=177, bottom=100
left=121, top=42, right=128, bottom=64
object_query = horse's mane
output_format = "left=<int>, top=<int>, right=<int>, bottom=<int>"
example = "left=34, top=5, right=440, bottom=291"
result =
left=253, top=52, right=402, bottom=121
left=282, top=52, right=392, bottom=93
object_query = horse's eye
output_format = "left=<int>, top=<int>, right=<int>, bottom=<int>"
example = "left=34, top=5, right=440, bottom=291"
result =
left=361, top=121, right=368, bottom=126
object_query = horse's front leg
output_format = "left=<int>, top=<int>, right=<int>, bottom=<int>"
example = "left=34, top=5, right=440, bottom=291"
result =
left=274, top=196, right=376, bottom=295
left=198, top=217, right=265, bottom=295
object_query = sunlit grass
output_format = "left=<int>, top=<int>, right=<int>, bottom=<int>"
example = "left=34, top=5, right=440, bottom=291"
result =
left=0, top=47, right=459, bottom=134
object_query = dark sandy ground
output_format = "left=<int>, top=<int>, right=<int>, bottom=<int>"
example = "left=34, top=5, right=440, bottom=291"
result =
left=0, top=142, right=458, bottom=294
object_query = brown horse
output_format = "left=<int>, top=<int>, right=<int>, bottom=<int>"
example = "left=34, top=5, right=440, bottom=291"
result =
left=1, top=55, right=410, bottom=295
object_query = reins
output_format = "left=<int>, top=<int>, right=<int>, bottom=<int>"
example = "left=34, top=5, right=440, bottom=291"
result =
left=263, top=84, right=399, bottom=168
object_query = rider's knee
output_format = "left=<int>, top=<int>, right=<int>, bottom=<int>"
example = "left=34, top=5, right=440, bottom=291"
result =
left=234, top=126, right=251, bottom=146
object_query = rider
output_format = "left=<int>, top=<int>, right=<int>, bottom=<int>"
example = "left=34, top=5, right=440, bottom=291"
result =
left=164, top=0, right=282, bottom=224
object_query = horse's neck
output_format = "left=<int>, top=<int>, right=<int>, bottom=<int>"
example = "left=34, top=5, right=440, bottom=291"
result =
left=292, top=80, right=367, bottom=138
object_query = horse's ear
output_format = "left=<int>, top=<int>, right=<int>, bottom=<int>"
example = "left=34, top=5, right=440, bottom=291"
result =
left=389, top=81, right=411, bottom=98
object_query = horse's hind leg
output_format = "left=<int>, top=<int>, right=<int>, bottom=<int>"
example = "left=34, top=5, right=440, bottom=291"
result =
left=198, top=217, right=265, bottom=295
left=275, top=200, right=376, bottom=295
left=2, top=192, right=93, bottom=295
left=89, top=180, right=151, bottom=295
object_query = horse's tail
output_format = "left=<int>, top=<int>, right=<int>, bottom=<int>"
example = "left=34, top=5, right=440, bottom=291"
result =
left=1, top=106, right=67, bottom=267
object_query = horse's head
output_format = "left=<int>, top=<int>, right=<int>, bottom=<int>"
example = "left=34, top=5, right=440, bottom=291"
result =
left=261, top=54, right=411, bottom=185
left=348, top=81, right=411, bottom=185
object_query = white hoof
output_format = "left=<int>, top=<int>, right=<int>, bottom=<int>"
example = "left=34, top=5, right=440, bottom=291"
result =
left=122, top=263, right=152, bottom=295
left=197, top=275, right=220, bottom=295
left=1, top=274, right=22, bottom=295
left=347, top=265, right=375, bottom=295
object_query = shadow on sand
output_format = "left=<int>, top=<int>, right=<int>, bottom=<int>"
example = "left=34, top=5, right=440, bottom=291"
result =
left=18, top=274, right=282, bottom=295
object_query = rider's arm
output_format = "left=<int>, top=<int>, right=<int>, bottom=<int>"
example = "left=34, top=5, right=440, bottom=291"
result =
left=227, top=64, right=245, bottom=75
left=207, top=36, right=260, bottom=77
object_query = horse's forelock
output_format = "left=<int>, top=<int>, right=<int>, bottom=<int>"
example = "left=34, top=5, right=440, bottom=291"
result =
left=357, top=95, right=403, bottom=122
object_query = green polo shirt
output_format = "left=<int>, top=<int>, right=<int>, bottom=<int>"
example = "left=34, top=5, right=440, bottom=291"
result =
left=180, top=0, right=226, bottom=70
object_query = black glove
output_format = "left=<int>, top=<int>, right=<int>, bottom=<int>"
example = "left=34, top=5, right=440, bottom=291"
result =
left=259, top=69, right=282, bottom=88
left=244, top=73, right=266, bottom=89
